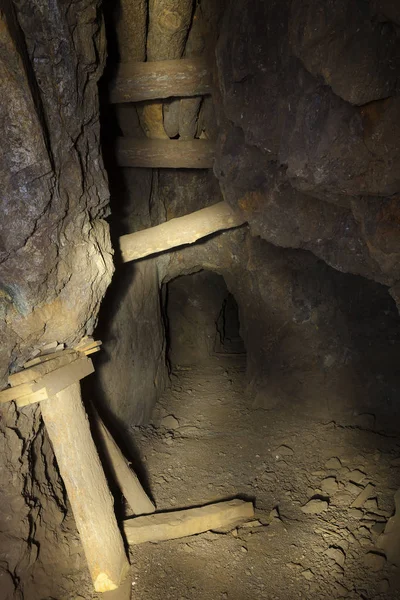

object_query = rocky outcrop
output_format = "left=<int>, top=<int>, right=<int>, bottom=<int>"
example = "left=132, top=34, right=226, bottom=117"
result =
left=0, top=2, right=112, bottom=598
left=214, top=0, right=400, bottom=304
left=0, top=1, right=113, bottom=384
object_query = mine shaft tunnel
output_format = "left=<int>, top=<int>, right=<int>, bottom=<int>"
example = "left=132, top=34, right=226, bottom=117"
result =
left=93, top=0, right=400, bottom=596
left=165, top=271, right=246, bottom=368
left=2, top=0, right=400, bottom=599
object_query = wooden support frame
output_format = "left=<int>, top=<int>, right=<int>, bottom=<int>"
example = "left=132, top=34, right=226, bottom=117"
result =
left=115, top=138, right=215, bottom=169
left=41, top=383, right=129, bottom=592
left=0, top=340, right=130, bottom=593
left=109, top=58, right=212, bottom=104
left=119, top=201, right=247, bottom=263
left=93, top=411, right=156, bottom=516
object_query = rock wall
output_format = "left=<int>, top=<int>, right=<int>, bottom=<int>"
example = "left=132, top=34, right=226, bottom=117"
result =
left=96, top=0, right=400, bottom=433
left=159, top=229, right=400, bottom=430
left=0, top=1, right=112, bottom=598
left=214, top=0, right=400, bottom=307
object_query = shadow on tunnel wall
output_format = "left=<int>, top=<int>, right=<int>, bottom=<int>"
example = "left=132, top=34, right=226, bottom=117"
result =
left=158, top=230, right=400, bottom=433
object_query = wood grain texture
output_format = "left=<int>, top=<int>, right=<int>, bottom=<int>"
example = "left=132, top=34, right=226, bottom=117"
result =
left=115, top=137, right=215, bottom=169
left=119, top=201, right=246, bottom=262
left=147, top=0, right=194, bottom=61
left=41, top=383, right=130, bottom=592
left=8, top=351, right=80, bottom=386
left=110, top=58, right=212, bottom=103
left=124, top=499, right=254, bottom=545
left=94, top=414, right=156, bottom=516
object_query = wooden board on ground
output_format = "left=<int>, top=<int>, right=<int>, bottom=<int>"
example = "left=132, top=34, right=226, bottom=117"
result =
left=75, top=339, right=102, bottom=353
left=123, top=499, right=254, bottom=545
left=110, top=58, right=212, bottom=103
left=115, top=138, right=215, bottom=169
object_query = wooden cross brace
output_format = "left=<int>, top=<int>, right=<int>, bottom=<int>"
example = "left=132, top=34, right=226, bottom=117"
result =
left=1, top=340, right=256, bottom=595
left=0, top=340, right=138, bottom=593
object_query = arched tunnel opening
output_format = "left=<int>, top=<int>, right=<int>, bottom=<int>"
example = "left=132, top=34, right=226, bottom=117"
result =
left=2, top=1, right=400, bottom=599
left=165, top=271, right=246, bottom=367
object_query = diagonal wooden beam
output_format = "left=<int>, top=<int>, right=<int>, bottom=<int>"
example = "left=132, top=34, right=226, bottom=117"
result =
left=115, top=137, right=215, bottom=169
left=119, top=201, right=247, bottom=263
left=41, top=383, right=130, bottom=593
left=109, top=58, right=212, bottom=104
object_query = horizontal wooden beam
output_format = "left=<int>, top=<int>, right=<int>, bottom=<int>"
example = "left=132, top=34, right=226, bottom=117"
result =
left=115, top=138, right=215, bottom=169
left=123, top=499, right=254, bottom=545
left=119, top=201, right=247, bottom=263
left=109, top=58, right=212, bottom=104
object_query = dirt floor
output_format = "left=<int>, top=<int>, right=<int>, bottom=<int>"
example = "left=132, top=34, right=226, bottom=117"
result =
left=99, top=354, right=400, bottom=600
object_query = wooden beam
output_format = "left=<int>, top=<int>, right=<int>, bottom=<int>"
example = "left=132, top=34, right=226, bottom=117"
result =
left=115, top=138, right=215, bottom=169
left=0, top=382, right=35, bottom=403
left=31, top=355, right=94, bottom=397
left=119, top=201, right=247, bottom=263
left=110, top=58, right=212, bottom=104
left=9, top=351, right=80, bottom=386
left=93, top=412, right=156, bottom=516
left=123, top=499, right=254, bottom=545
left=41, top=383, right=130, bottom=592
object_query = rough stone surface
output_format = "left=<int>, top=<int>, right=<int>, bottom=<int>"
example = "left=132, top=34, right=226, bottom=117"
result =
left=167, top=271, right=232, bottom=366
left=289, top=0, right=400, bottom=106
left=215, top=0, right=400, bottom=298
left=156, top=228, right=400, bottom=427
left=0, top=2, right=112, bottom=598
left=0, top=1, right=113, bottom=384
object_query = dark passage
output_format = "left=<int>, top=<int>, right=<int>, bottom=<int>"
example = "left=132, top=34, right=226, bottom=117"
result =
left=166, top=271, right=246, bottom=368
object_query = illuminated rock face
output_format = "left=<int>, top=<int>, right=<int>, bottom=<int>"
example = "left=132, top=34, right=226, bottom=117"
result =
left=0, top=3, right=112, bottom=598
left=0, top=1, right=113, bottom=387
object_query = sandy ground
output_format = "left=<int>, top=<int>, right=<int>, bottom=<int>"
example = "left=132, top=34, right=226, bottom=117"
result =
left=108, top=355, right=400, bottom=600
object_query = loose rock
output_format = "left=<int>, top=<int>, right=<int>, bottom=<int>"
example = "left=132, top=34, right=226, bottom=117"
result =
left=325, top=458, right=342, bottom=470
left=363, top=552, right=386, bottom=572
left=301, top=499, right=329, bottom=515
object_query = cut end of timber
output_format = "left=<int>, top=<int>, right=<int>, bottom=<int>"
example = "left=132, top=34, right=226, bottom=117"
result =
left=94, top=573, right=118, bottom=593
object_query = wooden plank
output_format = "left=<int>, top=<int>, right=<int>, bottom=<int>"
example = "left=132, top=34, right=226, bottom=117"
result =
left=84, top=346, right=101, bottom=356
left=109, top=58, right=212, bottom=104
left=94, top=413, right=156, bottom=516
left=41, top=383, right=130, bottom=592
left=24, top=348, right=75, bottom=369
left=9, top=351, right=80, bottom=386
left=16, top=388, right=49, bottom=408
left=31, top=356, right=94, bottom=396
left=123, top=499, right=254, bottom=545
left=75, top=340, right=102, bottom=353
left=115, top=138, right=215, bottom=169
left=0, top=382, right=35, bottom=403
left=119, top=201, right=247, bottom=263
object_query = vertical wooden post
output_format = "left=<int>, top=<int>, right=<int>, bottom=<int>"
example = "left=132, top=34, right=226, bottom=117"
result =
left=41, top=382, right=130, bottom=593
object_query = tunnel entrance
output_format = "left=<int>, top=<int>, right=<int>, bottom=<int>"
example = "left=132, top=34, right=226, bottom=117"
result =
left=165, top=271, right=246, bottom=368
